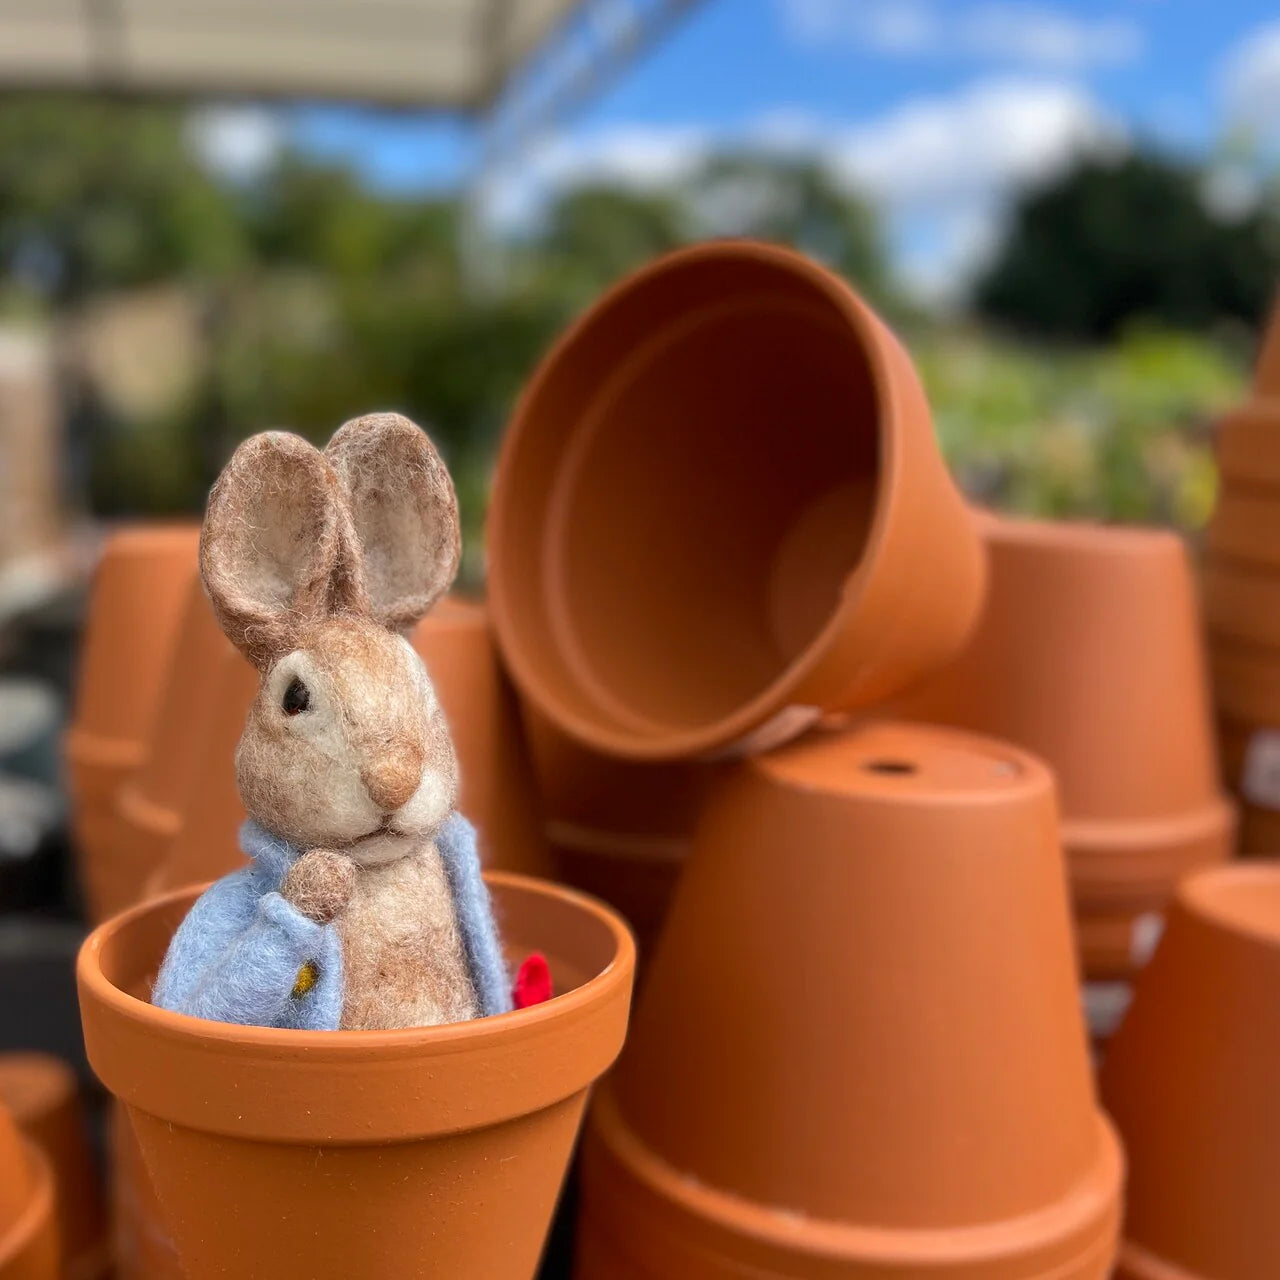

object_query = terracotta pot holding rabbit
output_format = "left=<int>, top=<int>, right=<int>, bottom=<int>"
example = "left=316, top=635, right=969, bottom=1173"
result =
left=488, top=241, right=985, bottom=761
left=78, top=874, right=634, bottom=1280
left=65, top=524, right=198, bottom=922
left=1101, top=862, right=1280, bottom=1279
left=577, top=721, right=1121, bottom=1278
left=886, top=512, right=1233, bottom=979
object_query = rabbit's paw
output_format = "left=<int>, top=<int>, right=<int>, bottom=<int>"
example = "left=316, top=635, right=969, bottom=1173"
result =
left=282, top=848, right=356, bottom=924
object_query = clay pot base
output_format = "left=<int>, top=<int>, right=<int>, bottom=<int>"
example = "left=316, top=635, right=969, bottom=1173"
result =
left=579, top=1086, right=1122, bottom=1280
left=586, top=722, right=1121, bottom=1280
left=78, top=874, right=635, bottom=1280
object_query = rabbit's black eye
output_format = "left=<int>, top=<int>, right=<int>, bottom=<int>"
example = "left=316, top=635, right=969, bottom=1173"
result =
left=282, top=676, right=310, bottom=716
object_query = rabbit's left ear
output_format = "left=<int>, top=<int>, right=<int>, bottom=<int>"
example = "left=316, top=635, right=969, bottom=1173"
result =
left=324, top=413, right=461, bottom=631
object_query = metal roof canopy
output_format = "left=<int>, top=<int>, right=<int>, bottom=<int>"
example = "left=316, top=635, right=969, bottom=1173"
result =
left=0, top=0, right=591, bottom=111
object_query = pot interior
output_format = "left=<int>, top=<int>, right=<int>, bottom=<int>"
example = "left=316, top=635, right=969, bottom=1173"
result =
left=505, top=251, right=883, bottom=747
left=95, top=876, right=625, bottom=1017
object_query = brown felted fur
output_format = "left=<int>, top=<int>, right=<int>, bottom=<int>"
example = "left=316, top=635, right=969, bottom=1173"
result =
left=324, top=413, right=461, bottom=632
left=202, top=414, right=474, bottom=1030
left=337, top=844, right=478, bottom=1029
left=201, top=432, right=368, bottom=669
left=281, top=848, right=356, bottom=924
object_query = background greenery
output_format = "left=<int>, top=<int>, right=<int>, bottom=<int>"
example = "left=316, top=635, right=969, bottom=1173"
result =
left=1, top=97, right=1275, bottom=579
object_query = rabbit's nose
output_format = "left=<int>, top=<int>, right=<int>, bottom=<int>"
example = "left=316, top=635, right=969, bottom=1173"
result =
left=363, top=742, right=424, bottom=812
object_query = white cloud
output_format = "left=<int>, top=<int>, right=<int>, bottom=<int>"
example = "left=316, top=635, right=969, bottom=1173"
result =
left=483, top=77, right=1122, bottom=306
left=187, top=105, right=282, bottom=182
left=781, top=1, right=1144, bottom=71
left=1221, top=20, right=1280, bottom=135
left=828, top=77, right=1122, bottom=205
left=482, top=124, right=710, bottom=229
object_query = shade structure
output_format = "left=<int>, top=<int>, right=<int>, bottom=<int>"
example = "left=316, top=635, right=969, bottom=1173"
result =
left=0, top=0, right=587, bottom=109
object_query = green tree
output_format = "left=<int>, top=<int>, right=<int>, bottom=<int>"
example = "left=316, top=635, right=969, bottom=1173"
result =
left=687, top=155, right=892, bottom=307
left=975, top=151, right=1280, bottom=340
left=0, top=96, right=246, bottom=303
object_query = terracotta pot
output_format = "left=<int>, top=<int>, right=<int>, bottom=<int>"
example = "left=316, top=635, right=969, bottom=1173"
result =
left=578, top=721, right=1122, bottom=1278
left=110, top=579, right=255, bottom=919
left=139, top=646, right=251, bottom=899
left=1217, top=717, right=1280, bottom=856
left=0, top=1099, right=58, bottom=1280
left=107, top=1103, right=182, bottom=1280
left=411, top=599, right=552, bottom=877
left=78, top=873, right=635, bottom=1280
left=1100, top=862, right=1280, bottom=1280
left=1203, top=555, right=1280, bottom=648
left=1206, top=488, right=1280, bottom=570
left=0, top=1055, right=105, bottom=1280
left=1209, top=635, right=1280, bottom=726
left=65, top=523, right=199, bottom=922
left=488, top=241, right=985, bottom=761
left=1257, top=299, right=1280, bottom=397
left=523, top=706, right=724, bottom=960
left=886, top=512, right=1233, bottom=978
left=1215, top=404, right=1280, bottom=488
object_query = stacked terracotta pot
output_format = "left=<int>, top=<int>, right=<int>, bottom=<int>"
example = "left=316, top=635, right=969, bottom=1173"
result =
left=0, top=1092, right=58, bottom=1279
left=1205, top=305, right=1280, bottom=855
left=65, top=523, right=199, bottom=923
left=885, top=512, right=1235, bottom=1043
left=487, top=242, right=1120, bottom=1277
left=0, top=1054, right=105, bottom=1280
left=1101, top=860, right=1280, bottom=1279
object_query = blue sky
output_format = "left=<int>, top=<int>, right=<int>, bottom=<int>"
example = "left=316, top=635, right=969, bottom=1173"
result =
left=197, top=1, right=1280, bottom=301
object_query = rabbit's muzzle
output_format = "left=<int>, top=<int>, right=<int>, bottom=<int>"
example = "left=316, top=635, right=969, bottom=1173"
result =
left=362, top=740, right=425, bottom=812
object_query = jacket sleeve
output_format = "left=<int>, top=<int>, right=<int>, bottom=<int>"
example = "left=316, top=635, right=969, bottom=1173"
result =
left=152, top=873, right=344, bottom=1031
left=438, top=812, right=513, bottom=1018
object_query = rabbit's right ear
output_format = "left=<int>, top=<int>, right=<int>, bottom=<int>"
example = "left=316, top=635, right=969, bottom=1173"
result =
left=200, top=431, right=367, bottom=668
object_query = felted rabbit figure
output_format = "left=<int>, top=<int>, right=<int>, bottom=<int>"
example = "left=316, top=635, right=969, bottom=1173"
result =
left=152, top=413, right=512, bottom=1030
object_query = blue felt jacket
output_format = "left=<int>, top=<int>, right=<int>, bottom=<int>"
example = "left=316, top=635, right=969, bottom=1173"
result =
left=152, top=814, right=512, bottom=1029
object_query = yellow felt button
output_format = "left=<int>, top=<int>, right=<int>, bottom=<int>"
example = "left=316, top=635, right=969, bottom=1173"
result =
left=291, top=961, right=319, bottom=999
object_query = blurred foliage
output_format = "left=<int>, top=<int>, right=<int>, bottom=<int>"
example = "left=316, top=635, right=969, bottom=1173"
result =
left=916, top=323, right=1247, bottom=531
left=976, top=151, right=1280, bottom=340
left=0, top=97, right=1271, bottom=572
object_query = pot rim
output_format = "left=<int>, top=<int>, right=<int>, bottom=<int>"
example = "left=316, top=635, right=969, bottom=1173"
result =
left=973, top=508, right=1186, bottom=558
left=1116, top=1239, right=1205, bottom=1280
left=1064, top=797, right=1236, bottom=901
left=62, top=726, right=144, bottom=771
left=79, top=872, right=636, bottom=1142
left=587, top=1084, right=1123, bottom=1273
left=1176, top=860, right=1280, bottom=950
left=0, top=1138, right=54, bottom=1271
left=488, top=239, right=913, bottom=763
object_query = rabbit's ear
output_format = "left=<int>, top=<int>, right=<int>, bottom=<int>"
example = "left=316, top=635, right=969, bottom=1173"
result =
left=324, top=413, right=461, bottom=631
left=201, top=431, right=367, bottom=667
